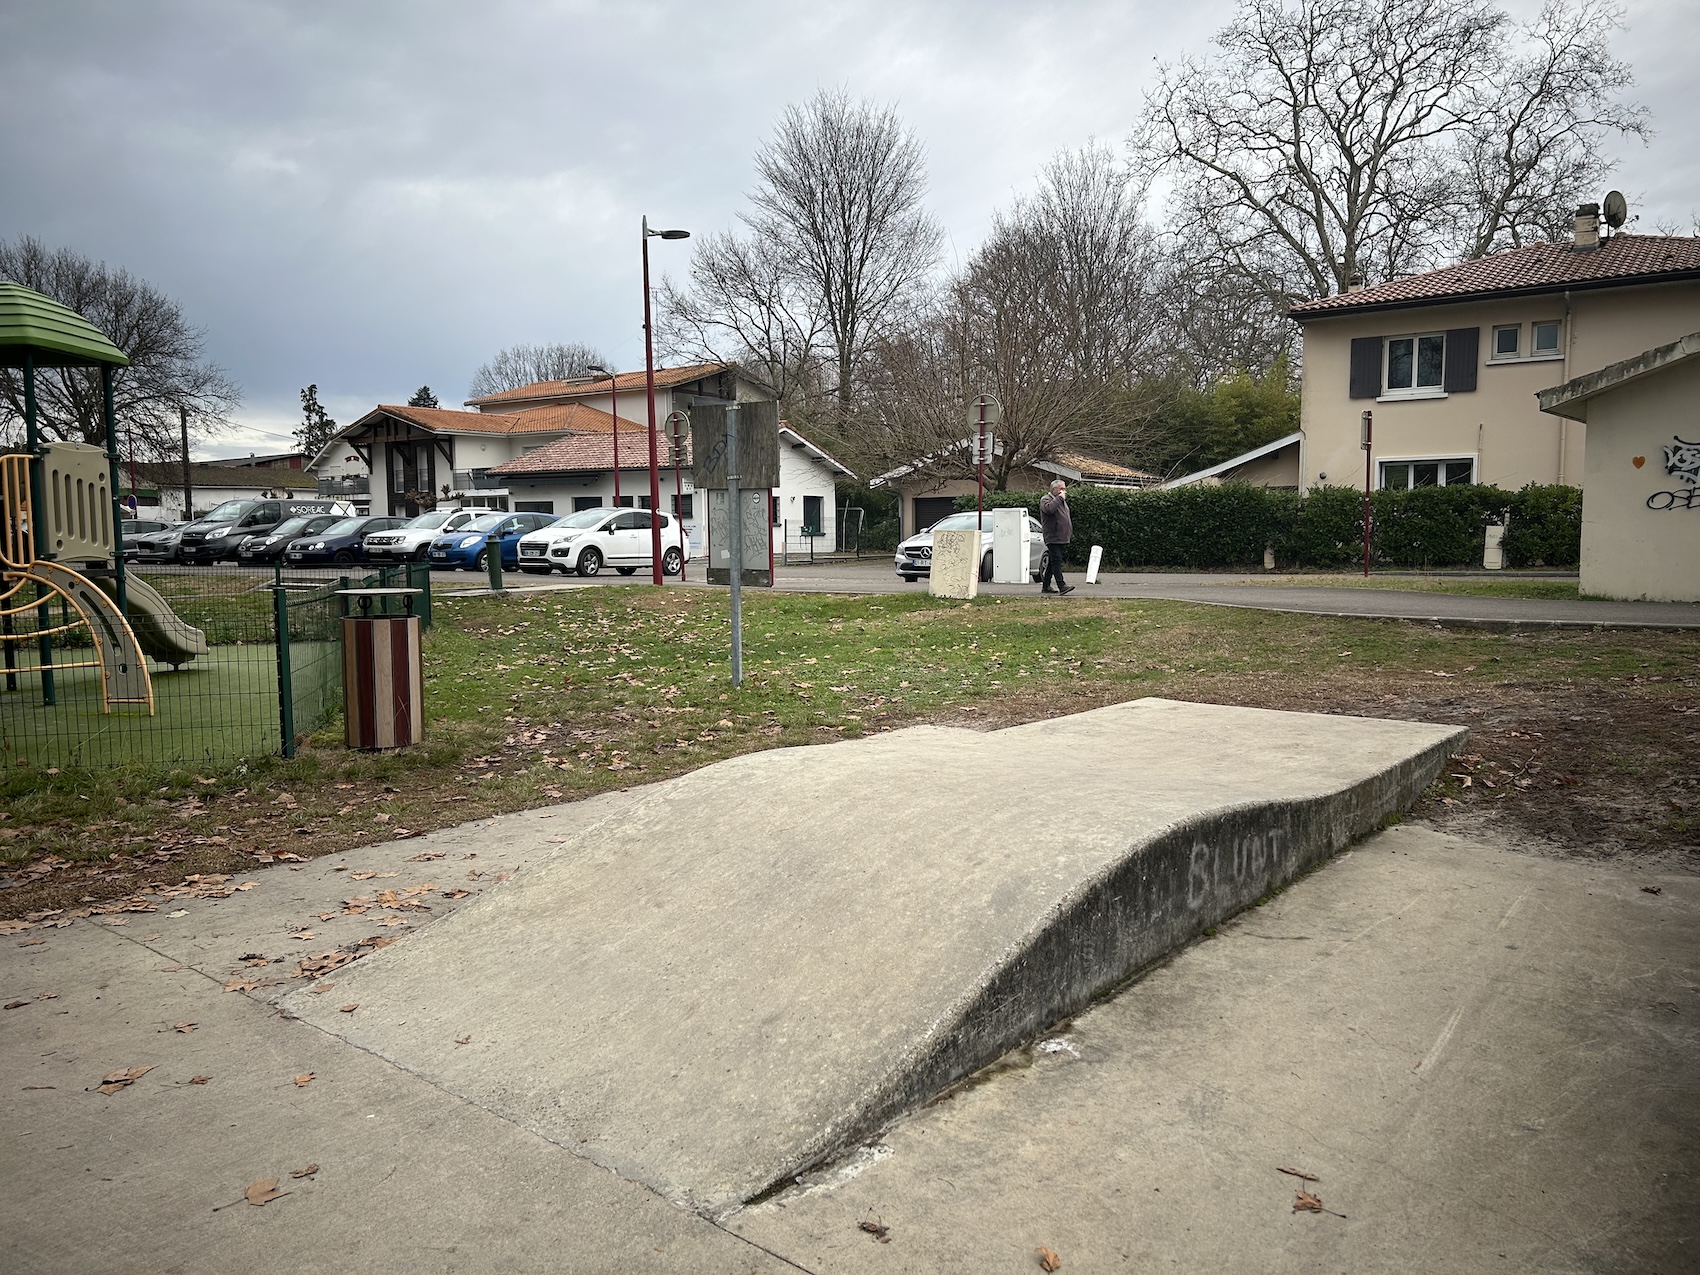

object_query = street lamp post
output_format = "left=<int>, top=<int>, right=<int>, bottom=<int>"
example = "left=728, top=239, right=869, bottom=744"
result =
left=642, top=215, right=690, bottom=584
left=587, top=365, right=622, bottom=507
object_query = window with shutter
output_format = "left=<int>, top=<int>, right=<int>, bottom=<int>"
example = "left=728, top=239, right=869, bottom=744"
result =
left=1443, top=328, right=1479, bottom=392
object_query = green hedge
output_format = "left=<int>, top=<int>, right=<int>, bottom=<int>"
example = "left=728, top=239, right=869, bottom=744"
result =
left=954, top=481, right=1580, bottom=570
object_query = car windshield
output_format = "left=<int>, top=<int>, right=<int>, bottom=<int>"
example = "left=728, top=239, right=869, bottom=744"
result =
left=408, top=510, right=455, bottom=530
left=928, top=512, right=983, bottom=532
left=201, top=501, right=251, bottom=524
left=319, top=518, right=366, bottom=537
left=270, top=517, right=315, bottom=539
left=465, top=513, right=508, bottom=532
left=552, top=509, right=611, bottom=530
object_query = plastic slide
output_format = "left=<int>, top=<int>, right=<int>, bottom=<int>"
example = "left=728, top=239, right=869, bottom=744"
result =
left=94, top=573, right=209, bottom=668
left=27, top=561, right=154, bottom=705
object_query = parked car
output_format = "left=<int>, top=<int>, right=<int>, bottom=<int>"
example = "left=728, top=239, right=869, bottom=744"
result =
left=177, top=498, right=350, bottom=563
left=283, top=515, right=411, bottom=566
left=516, top=507, right=691, bottom=578
left=363, top=507, right=486, bottom=562
left=235, top=514, right=345, bottom=565
left=894, top=511, right=1049, bottom=583
left=427, top=511, right=560, bottom=571
left=129, top=524, right=191, bottom=563
left=119, top=520, right=180, bottom=561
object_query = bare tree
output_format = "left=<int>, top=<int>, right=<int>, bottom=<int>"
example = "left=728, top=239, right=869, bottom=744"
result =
left=0, top=236, right=239, bottom=458
left=661, top=90, right=941, bottom=417
left=467, top=342, right=606, bottom=399
left=1132, top=0, right=1646, bottom=304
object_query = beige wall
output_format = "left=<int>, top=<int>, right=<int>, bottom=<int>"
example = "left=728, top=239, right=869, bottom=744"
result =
left=1300, top=279, right=1700, bottom=492
left=1575, top=357, right=1700, bottom=602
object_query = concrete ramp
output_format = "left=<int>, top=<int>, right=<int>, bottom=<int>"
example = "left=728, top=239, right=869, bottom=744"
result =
left=284, top=698, right=1463, bottom=1216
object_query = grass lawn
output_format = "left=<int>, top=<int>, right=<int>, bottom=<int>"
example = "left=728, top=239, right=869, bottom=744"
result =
left=1249, top=575, right=1583, bottom=601
left=2, top=586, right=1695, bottom=918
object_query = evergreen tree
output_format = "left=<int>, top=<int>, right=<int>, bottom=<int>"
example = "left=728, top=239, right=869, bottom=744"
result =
left=296, top=384, right=338, bottom=458
left=407, top=385, right=438, bottom=408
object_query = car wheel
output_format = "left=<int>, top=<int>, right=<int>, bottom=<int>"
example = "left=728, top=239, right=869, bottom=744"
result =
left=473, top=549, right=488, bottom=573
left=662, top=546, right=683, bottom=577
left=413, top=545, right=430, bottom=562
left=613, top=566, right=636, bottom=576
left=980, top=551, right=993, bottom=583
left=519, top=567, right=550, bottom=575
left=577, top=547, right=603, bottom=577
left=1033, top=549, right=1049, bottom=583
left=332, top=549, right=355, bottom=565
left=900, top=574, right=916, bottom=583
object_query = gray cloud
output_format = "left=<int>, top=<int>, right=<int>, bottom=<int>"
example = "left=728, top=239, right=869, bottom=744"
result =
left=2, top=0, right=1690, bottom=454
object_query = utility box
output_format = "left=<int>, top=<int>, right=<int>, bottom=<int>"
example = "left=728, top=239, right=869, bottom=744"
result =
left=929, top=529, right=980, bottom=599
left=339, top=589, right=425, bottom=749
left=1483, top=524, right=1506, bottom=570
left=991, top=508, right=1026, bottom=583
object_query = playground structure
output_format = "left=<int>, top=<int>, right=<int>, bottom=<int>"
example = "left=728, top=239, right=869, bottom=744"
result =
left=1, top=282, right=207, bottom=717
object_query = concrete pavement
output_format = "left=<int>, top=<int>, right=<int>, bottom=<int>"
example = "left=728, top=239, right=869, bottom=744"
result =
left=443, top=561, right=1700, bottom=629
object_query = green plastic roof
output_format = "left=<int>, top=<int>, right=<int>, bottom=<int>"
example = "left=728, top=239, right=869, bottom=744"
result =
left=0, top=280, right=130, bottom=368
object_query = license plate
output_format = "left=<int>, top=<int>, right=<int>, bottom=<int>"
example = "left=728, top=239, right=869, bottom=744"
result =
left=287, top=553, right=302, bottom=560
left=430, top=550, right=446, bottom=558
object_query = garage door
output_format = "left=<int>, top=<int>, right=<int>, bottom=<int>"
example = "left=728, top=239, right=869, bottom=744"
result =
left=912, top=496, right=956, bottom=535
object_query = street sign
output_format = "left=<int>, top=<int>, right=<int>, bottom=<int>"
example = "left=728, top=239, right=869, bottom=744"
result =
left=969, top=394, right=1002, bottom=427
left=974, top=432, right=996, bottom=465
left=689, top=400, right=779, bottom=490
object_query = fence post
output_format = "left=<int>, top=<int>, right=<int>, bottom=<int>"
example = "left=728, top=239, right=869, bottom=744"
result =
left=273, top=585, right=295, bottom=759
left=411, top=562, right=432, bottom=631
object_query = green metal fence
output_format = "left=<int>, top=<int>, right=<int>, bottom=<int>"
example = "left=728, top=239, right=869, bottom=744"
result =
left=0, top=561, right=431, bottom=771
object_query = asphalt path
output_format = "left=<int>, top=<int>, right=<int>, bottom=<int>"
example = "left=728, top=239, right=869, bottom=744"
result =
left=442, top=559, right=1700, bottom=630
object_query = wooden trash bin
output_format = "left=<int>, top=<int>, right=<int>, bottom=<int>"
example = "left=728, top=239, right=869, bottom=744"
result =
left=338, top=588, right=424, bottom=750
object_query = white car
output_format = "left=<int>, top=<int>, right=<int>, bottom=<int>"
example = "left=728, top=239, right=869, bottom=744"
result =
left=894, top=510, right=1049, bottom=583
left=516, top=507, right=691, bottom=577
left=364, top=507, right=485, bottom=562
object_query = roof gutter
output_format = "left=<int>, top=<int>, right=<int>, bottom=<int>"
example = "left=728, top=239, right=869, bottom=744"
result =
left=1288, top=268, right=1700, bottom=323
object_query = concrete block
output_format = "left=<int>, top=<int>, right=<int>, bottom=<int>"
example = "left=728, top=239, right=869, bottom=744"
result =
left=928, top=529, right=980, bottom=598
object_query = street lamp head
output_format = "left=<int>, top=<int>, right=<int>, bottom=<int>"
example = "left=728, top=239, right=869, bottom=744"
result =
left=658, top=229, right=690, bottom=239
left=586, top=364, right=614, bottom=379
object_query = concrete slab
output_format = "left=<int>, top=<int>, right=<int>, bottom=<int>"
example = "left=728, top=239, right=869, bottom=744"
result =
left=282, top=698, right=1463, bottom=1216
left=731, top=826, right=1700, bottom=1273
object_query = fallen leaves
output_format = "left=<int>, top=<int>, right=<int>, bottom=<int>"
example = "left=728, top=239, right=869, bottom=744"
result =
left=223, top=977, right=262, bottom=994
left=857, top=1215, right=890, bottom=1243
left=339, top=1003, right=359, bottom=1014
left=1037, top=1246, right=1062, bottom=1271
left=1276, top=1165, right=1319, bottom=1181
left=184, top=1075, right=212, bottom=1085
left=1293, top=1190, right=1325, bottom=1213
left=93, top=1065, right=154, bottom=1095
left=454, top=1034, right=472, bottom=1046
left=1281, top=1166, right=1346, bottom=1217
left=290, top=1163, right=319, bottom=1179
left=1641, top=885, right=1663, bottom=895
left=171, top=1022, right=198, bottom=1034
left=245, top=1178, right=288, bottom=1207
left=293, top=1073, right=315, bottom=1088
left=4, top=999, right=27, bottom=1010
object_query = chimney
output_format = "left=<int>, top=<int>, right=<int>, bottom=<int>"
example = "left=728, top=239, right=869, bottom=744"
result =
left=1573, top=202, right=1601, bottom=251
left=1347, top=273, right=1366, bottom=293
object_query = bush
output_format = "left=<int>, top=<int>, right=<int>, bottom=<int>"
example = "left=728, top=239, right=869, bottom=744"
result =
left=952, top=480, right=1581, bottom=571
left=1503, top=484, right=1582, bottom=568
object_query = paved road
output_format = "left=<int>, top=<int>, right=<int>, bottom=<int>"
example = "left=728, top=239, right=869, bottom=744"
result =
left=446, top=560, right=1700, bottom=629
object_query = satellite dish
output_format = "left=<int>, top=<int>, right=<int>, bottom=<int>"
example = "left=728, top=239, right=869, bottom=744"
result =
left=1603, top=190, right=1628, bottom=229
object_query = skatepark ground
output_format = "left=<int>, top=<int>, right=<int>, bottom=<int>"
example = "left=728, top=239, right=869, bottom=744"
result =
left=3, top=700, right=1694, bottom=1274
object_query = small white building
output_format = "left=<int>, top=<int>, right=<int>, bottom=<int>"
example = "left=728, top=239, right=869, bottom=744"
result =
left=122, top=461, right=326, bottom=521
left=1537, top=331, right=1700, bottom=603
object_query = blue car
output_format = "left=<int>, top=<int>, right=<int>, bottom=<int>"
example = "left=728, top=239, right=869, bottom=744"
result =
left=283, top=515, right=410, bottom=566
left=427, top=511, right=560, bottom=571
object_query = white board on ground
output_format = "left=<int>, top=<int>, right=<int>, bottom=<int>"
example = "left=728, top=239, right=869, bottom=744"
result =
left=929, top=529, right=980, bottom=599
left=991, top=508, right=1026, bottom=583
left=1086, top=545, right=1103, bottom=584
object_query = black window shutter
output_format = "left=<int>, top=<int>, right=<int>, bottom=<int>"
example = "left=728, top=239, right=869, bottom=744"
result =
left=1349, top=337, right=1381, bottom=399
left=1443, top=328, right=1479, bottom=393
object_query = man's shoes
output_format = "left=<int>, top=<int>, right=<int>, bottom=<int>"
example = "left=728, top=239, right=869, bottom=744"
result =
left=1041, top=588, right=1057, bottom=594
left=1059, top=584, right=1075, bottom=595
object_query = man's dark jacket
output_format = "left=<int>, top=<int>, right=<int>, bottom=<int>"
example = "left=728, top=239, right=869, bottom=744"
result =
left=1040, top=491, right=1072, bottom=544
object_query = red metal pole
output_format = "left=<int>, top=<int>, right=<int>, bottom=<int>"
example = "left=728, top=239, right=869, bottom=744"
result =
left=976, top=406, right=985, bottom=531
left=1361, top=410, right=1373, bottom=578
left=609, top=372, right=621, bottom=507
left=672, top=446, right=686, bottom=581
left=642, top=225, right=664, bottom=585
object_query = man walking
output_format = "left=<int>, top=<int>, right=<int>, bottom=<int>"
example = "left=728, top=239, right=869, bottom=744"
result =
left=1039, top=479, right=1073, bottom=595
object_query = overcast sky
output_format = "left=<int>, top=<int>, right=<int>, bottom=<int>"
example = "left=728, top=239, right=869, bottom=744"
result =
left=3, top=0, right=1694, bottom=457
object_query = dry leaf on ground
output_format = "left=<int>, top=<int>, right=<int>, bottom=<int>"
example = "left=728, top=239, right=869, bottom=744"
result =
left=339, top=1003, right=358, bottom=1013
left=172, top=1022, right=198, bottom=1034
left=185, top=1075, right=212, bottom=1085
left=4, top=999, right=27, bottom=1010
left=289, top=1163, right=319, bottom=1179
left=1037, top=1246, right=1063, bottom=1271
left=223, top=977, right=261, bottom=993
left=245, top=1178, right=288, bottom=1206
left=93, top=1065, right=154, bottom=1094
left=857, top=1217, right=889, bottom=1242
left=1294, top=1190, right=1324, bottom=1213
left=293, top=1073, right=315, bottom=1087
left=1276, top=1165, right=1319, bottom=1181
left=454, top=1035, right=472, bottom=1045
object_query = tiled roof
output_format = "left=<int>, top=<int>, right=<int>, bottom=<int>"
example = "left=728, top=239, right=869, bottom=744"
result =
left=128, top=462, right=320, bottom=491
left=464, top=362, right=732, bottom=406
left=1053, top=451, right=1160, bottom=483
left=1289, top=234, right=1700, bottom=318
left=487, top=432, right=691, bottom=477
left=342, top=402, right=633, bottom=438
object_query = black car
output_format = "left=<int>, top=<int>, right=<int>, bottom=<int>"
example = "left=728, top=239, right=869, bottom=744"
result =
left=283, top=516, right=410, bottom=566
left=178, top=499, right=348, bottom=563
left=235, top=514, right=345, bottom=565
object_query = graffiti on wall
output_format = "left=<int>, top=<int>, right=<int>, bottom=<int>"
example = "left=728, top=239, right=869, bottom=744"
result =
left=1646, top=434, right=1700, bottom=510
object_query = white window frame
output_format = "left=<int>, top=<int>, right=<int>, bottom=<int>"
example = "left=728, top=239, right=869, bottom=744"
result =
left=1379, top=332, right=1448, bottom=401
left=1531, top=319, right=1563, bottom=356
left=1377, top=454, right=1479, bottom=490
left=1490, top=324, right=1521, bottom=361
left=1485, top=320, right=1564, bottom=365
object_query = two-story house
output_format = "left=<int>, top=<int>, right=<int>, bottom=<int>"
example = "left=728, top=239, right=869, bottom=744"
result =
left=1289, top=208, right=1700, bottom=492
